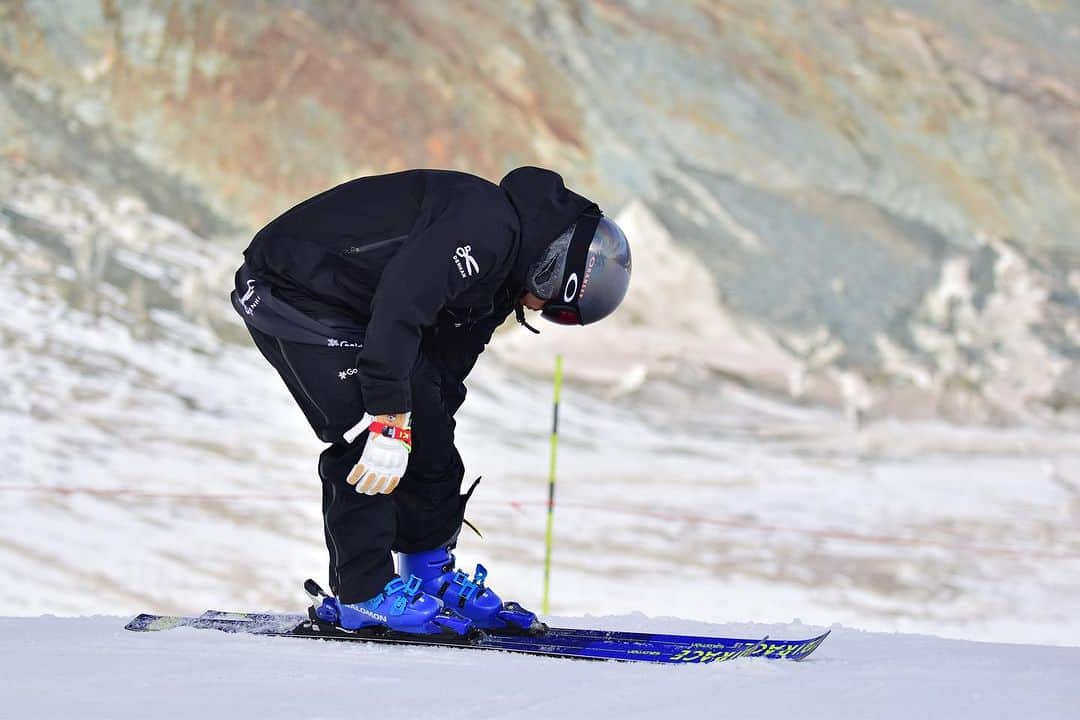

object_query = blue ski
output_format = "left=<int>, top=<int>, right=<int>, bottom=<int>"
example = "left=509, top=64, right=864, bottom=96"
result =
left=126, top=611, right=773, bottom=664
left=128, top=609, right=828, bottom=662
left=197, top=610, right=828, bottom=661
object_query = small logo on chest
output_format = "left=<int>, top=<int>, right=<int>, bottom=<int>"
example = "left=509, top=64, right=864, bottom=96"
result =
left=453, top=245, right=480, bottom=278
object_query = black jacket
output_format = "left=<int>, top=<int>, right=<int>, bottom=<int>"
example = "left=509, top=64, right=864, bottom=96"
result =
left=242, top=167, right=595, bottom=414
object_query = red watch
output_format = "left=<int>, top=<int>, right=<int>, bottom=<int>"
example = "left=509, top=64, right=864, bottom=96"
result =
left=368, top=421, right=413, bottom=451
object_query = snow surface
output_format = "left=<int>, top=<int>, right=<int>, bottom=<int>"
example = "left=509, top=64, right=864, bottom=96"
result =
left=2, top=616, right=1077, bottom=720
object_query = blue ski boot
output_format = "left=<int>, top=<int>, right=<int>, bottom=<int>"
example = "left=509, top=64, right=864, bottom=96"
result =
left=398, top=544, right=546, bottom=635
left=304, top=577, right=474, bottom=636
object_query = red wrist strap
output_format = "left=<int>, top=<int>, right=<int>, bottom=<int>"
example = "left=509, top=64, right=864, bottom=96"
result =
left=368, top=421, right=412, bottom=450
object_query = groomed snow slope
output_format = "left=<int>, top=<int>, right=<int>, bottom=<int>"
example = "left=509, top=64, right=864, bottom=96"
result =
left=3, top=616, right=1076, bottom=720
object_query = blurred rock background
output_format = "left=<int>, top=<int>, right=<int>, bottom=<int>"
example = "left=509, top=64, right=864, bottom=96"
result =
left=1, top=1, right=1078, bottom=642
left=4, top=0, right=1078, bottom=423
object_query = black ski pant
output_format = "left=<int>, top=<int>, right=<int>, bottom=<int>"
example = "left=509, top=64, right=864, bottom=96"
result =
left=245, top=325, right=469, bottom=603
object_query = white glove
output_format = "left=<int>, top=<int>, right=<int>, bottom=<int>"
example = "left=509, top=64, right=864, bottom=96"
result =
left=346, top=413, right=412, bottom=495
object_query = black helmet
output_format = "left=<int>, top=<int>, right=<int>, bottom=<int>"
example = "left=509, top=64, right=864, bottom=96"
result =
left=539, top=212, right=632, bottom=325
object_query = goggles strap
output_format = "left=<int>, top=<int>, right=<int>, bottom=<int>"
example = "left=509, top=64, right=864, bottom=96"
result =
left=551, top=207, right=601, bottom=320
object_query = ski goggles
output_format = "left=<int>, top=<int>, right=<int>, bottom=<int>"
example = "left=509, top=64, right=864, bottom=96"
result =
left=539, top=303, right=582, bottom=325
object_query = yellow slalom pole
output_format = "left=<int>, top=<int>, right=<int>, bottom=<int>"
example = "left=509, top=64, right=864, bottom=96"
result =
left=542, top=354, right=563, bottom=616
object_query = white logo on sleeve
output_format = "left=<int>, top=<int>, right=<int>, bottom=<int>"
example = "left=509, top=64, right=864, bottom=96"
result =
left=453, top=245, right=480, bottom=278
left=239, top=279, right=261, bottom=315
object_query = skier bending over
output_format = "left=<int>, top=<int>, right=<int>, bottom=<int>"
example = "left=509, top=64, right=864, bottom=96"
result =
left=231, top=167, right=632, bottom=636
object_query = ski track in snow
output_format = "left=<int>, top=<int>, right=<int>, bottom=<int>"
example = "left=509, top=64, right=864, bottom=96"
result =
left=2, top=616, right=1077, bottom=720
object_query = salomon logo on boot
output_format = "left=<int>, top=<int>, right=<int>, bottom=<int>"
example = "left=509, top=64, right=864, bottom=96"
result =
left=313, top=575, right=473, bottom=636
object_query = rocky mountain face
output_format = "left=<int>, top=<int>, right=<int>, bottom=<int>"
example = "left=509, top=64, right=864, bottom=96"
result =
left=1, top=0, right=1078, bottom=424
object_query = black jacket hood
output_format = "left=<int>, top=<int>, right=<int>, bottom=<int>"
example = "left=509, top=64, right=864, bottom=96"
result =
left=499, top=166, right=597, bottom=290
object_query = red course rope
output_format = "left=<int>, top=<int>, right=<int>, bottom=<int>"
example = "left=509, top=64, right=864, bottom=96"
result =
left=1, top=484, right=1076, bottom=561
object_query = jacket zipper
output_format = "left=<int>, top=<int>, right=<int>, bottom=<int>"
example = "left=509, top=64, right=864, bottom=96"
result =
left=276, top=337, right=331, bottom=426
left=341, top=233, right=408, bottom=256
